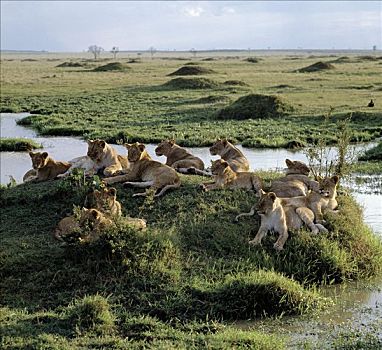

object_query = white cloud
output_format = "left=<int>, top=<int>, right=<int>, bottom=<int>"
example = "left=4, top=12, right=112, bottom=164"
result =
left=183, top=6, right=204, bottom=17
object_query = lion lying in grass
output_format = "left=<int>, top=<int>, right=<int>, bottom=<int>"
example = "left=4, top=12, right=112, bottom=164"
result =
left=202, top=159, right=262, bottom=194
left=23, top=152, right=71, bottom=182
left=155, top=139, right=206, bottom=175
left=104, top=142, right=180, bottom=197
left=210, top=139, right=250, bottom=172
left=270, top=159, right=319, bottom=197
left=236, top=189, right=328, bottom=251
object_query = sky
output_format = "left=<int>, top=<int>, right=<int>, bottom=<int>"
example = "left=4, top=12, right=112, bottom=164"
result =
left=1, top=1, right=381, bottom=51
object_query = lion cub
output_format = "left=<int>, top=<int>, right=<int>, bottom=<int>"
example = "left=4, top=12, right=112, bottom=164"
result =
left=104, top=142, right=180, bottom=197
left=85, top=187, right=122, bottom=218
left=210, top=139, right=250, bottom=172
left=87, top=139, right=129, bottom=176
left=270, top=159, right=319, bottom=197
left=155, top=139, right=206, bottom=175
left=23, top=152, right=71, bottom=182
left=53, top=207, right=113, bottom=243
left=235, top=190, right=328, bottom=251
left=202, top=159, right=262, bottom=194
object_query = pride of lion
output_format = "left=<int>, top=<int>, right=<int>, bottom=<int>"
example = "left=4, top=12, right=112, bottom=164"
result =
left=23, top=137, right=339, bottom=249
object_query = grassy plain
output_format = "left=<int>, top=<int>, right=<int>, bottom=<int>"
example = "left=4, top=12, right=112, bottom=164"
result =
left=1, top=51, right=381, bottom=148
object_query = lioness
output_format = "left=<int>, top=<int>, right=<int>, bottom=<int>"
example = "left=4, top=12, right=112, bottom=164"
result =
left=85, top=187, right=122, bottom=218
left=23, top=152, right=71, bottom=182
left=155, top=139, right=206, bottom=175
left=209, top=139, right=250, bottom=172
left=202, top=159, right=262, bottom=194
left=104, top=142, right=181, bottom=197
left=235, top=190, right=328, bottom=251
left=87, top=139, right=129, bottom=176
left=270, top=159, right=319, bottom=197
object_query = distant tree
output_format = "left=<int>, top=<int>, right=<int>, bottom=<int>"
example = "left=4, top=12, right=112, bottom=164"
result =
left=111, top=46, right=119, bottom=59
left=88, top=45, right=104, bottom=60
left=190, top=48, right=197, bottom=58
left=149, top=46, right=157, bottom=59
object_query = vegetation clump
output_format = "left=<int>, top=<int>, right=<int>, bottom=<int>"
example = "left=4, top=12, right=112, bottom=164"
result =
left=163, top=77, right=219, bottom=89
left=93, top=62, right=129, bottom=72
left=56, top=61, right=84, bottom=68
left=296, top=61, right=335, bottom=72
left=0, top=138, right=42, bottom=152
left=223, top=80, right=249, bottom=86
left=217, top=93, right=293, bottom=120
left=245, top=57, right=260, bottom=63
left=359, top=141, right=382, bottom=161
left=168, top=66, right=216, bottom=76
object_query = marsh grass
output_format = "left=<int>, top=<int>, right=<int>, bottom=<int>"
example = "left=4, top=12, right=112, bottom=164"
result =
left=0, top=138, right=42, bottom=151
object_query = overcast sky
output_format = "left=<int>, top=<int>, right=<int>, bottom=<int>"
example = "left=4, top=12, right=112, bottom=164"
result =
left=1, top=1, right=381, bottom=51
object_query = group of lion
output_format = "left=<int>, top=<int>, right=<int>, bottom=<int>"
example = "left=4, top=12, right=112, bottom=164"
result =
left=23, top=138, right=339, bottom=250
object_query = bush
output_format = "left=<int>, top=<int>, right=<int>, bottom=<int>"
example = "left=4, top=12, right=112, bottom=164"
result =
left=217, top=94, right=293, bottom=120
left=296, top=61, right=335, bottom=73
left=359, top=141, right=382, bottom=161
left=168, top=66, right=216, bottom=76
left=0, top=138, right=42, bottom=151
left=93, top=62, right=129, bottom=72
left=163, top=77, right=219, bottom=89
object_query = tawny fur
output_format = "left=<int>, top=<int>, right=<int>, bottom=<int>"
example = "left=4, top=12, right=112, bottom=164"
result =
left=103, top=142, right=180, bottom=197
left=85, top=187, right=122, bottom=218
left=155, top=139, right=205, bottom=175
left=270, top=159, right=319, bottom=197
left=209, top=139, right=250, bottom=172
left=202, top=159, right=262, bottom=194
left=23, top=152, right=71, bottom=182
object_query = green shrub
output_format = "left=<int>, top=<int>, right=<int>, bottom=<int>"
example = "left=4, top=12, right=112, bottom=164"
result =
left=0, top=138, right=42, bottom=152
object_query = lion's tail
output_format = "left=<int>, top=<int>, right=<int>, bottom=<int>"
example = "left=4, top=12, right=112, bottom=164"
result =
left=155, top=178, right=181, bottom=197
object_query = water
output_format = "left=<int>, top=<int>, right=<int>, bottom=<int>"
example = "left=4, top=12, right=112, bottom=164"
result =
left=1, top=112, right=382, bottom=346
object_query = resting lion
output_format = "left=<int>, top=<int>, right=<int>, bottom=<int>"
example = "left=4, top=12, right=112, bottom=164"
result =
left=103, top=142, right=180, bottom=197
left=23, top=152, right=71, bottom=182
left=54, top=208, right=114, bottom=243
left=202, top=159, right=262, bottom=194
left=270, top=159, right=319, bottom=197
left=235, top=190, right=328, bottom=251
left=209, top=139, right=250, bottom=172
left=87, top=139, right=129, bottom=176
left=155, top=139, right=206, bottom=175
left=84, top=187, right=122, bottom=218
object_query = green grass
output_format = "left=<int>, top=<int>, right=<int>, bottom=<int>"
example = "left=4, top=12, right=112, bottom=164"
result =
left=0, top=138, right=42, bottom=151
left=1, top=53, right=381, bottom=148
left=1, top=171, right=381, bottom=348
left=359, top=141, right=382, bottom=161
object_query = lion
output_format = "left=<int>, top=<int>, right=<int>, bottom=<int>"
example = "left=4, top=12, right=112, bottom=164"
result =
left=155, top=139, right=206, bottom=175
left=202, top=159, right=262, bottom=194
left=209, top=139, right=250, bottom=172
left=23, top=152, right=71, bottom=182
left=84, top=187, right=122, bottom=218
left=103, top=142, right=181, bottom=197
left=270, top=159, right=319, bottom=197
left=235, top=190, right=328, bottom=251
left=87, top=139, right=129, bottom=176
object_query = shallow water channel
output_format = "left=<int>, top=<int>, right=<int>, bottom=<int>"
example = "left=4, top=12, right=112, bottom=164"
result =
left=1, top=113, right=382, bottom=346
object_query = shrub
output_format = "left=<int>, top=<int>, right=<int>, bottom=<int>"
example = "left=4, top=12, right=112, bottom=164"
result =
left=163, top=77, right=219, bottom=90
left=168, top=66, right=216, bottom=76
left=296, top=61, right=335, bottom=73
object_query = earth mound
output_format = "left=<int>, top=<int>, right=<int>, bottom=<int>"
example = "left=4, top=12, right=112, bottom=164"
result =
left=56, top=61, right=84, bottom=68
left=163, top=77, right=219, bottom=89
left=217, top=94, right=293, bottom=120
left=93, top=62, right=129, bottom=72
left=168, top=66, right=215, bottom=76
left=296, top=61, right=335, bottom=73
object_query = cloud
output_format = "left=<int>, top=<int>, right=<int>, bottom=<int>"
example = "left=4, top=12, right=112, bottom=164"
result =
left=183, top=6, right=204, bottom=17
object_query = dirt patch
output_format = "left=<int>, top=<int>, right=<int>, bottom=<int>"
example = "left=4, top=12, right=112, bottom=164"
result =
left=168, top=66, right=216, bottom=76
left=163, top=77, right=219, bottom=89
left=56, top=61, right=85, bottom=68
left=217, top=94, right=293, bottom=120
left=93, top=62, right=129, bottom=72
left=296, top=61, right=335, bottom=73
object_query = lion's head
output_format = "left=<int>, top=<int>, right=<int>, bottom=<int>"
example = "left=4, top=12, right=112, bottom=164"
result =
left=155, top=139, right=175, bottom=157
left=285, top=159, right=310, bottom=176
left=256, top=190, right=279, bottom=215
left=87, top=139, right=106, bottom=162
left=210, top=159, right=230, bottom=175
left=29, top=152, right=49, bottom=169
left=317, top=175, right=339, bottom=198
left=124, top=142, right=147, bottom=162
left=209, top=138, right=229, bottom=156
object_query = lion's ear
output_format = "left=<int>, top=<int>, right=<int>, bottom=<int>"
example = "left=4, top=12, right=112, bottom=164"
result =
left=285, top=159, right=293, bottom=167
left=260, top=189, right=266, bottom=196
left=138, top=144, right=146, bottom=152
left=222, top=139, right=228, bottom=146
left=29, top=151, right=35, bottom=157
left=316, top=175, right=323, bottom=182
left=124, top=143, right=132, bottom=149
left=100, top=141, right=106, bottom=148
left=222, top=160, right=229, bottom=168
left=90, top=209, right=100, bottom=219
left=331, top=175, right=339, bottom=184
left=268, top=192, right=277, bottom=201
left=169, top=139, right=175, bottom=146
left=42, top=152, right=48, bottom=159
left=87, top=139, right=93, bottom=145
